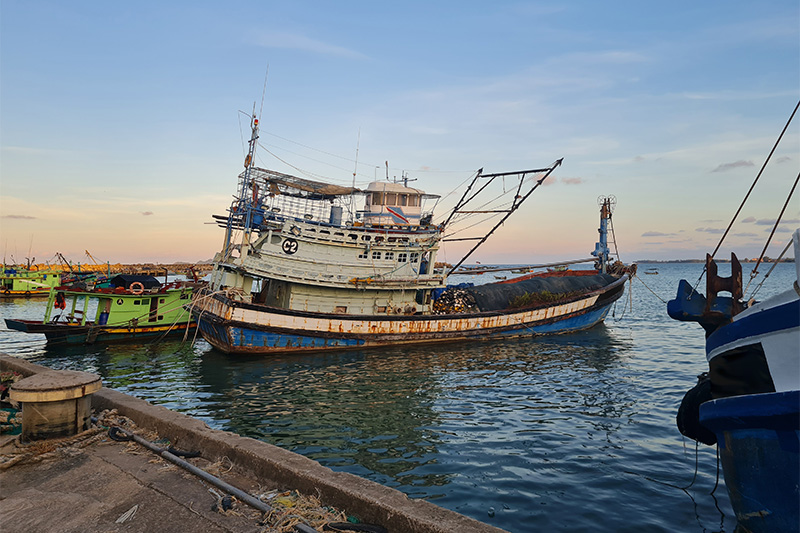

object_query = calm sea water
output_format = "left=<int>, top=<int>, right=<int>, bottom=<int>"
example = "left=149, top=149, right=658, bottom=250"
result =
left=1, top=262, right=795, bottom=532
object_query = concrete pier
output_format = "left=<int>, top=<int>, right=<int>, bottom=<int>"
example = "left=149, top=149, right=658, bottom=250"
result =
left=0, top=354, right=507, bottom=533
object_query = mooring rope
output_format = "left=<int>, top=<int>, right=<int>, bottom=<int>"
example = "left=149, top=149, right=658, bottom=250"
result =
left=633, top=273, right=667, bottom=304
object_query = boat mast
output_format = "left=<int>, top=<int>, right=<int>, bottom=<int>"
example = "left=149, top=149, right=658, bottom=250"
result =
left=592, top=196, right=615, bottom=273
left=223, top=109, right=261, bottom=261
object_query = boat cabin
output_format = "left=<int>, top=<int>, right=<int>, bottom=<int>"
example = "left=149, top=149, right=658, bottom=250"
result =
left=362, top=181, right=431, bottom=226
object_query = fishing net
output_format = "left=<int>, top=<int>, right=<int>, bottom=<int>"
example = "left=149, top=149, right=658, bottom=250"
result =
left=434, top=273, right=618, bottom=313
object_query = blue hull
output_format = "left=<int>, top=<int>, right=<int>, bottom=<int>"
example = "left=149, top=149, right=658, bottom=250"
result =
left=700, top=390, right=800, bottom=533
left=196, top=298, right=616, bottom=354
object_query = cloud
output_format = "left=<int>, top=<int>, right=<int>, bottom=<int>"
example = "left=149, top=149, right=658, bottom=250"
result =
left=696, top=227, right=725, bottom=234
left=742, top=216, right=756, bottom=223
left=141, top=211, right=154, bottom=216
left=755, top=218, right=800, bottom=226
left=733, top=232, right=758, bottom=237
left=642, top=231, right=674, bottom=237
left=253, top=31, right=367, bottom=59
left=561, top=177, right=583, bottom=185
left=775, top=156, right=792, bottom=164
left=2, top=214, right=36, bottom=219
left=710, top=160, right=754, bottom=173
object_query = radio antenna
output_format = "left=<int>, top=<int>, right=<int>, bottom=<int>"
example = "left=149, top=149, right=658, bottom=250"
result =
left=258, top=65, right=269, bottom=120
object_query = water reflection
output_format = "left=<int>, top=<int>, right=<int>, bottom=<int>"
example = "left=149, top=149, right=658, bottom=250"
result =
left=174, top=328, right=635, bottom=500
left=17, top=322, right=639, bottom=507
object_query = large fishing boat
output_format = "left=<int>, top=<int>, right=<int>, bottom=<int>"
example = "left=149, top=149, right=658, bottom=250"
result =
left=671, top=102, right=799, bottom=533
left=1, top=266, right=62, bottom=297
left=5, top=274, right=199, bottom=345
left=190, top=113, right=632, bottom=355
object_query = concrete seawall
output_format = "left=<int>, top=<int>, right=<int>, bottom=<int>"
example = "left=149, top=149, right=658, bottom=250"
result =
left=1, top=354, right=507, bottom=533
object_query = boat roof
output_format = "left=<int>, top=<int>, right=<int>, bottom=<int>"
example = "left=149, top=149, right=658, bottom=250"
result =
left=365, top=181, right=440, bottom=199
left=246, top=167, right=362, bottom=197
left=110, top=274, right=161, bottom=289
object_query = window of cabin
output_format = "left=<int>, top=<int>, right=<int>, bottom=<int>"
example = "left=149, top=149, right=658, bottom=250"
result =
left=385, top=251, right=394, bottom=260
left=398, top=252, right=407, bottom=262
left=410, top=252, right=419, bottom=264
left=399, top=194, right=408, bottom=206
left=372, top=251, right=382, bottom=260
left=372, top=192, right=382, bottom=205
left=385, top=193, right=397, bottom=205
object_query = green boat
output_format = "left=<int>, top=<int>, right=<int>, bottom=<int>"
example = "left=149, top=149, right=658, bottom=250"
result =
left=4, top=274, right=200, bottom=345
left=1, top=267, right=62, bottom=297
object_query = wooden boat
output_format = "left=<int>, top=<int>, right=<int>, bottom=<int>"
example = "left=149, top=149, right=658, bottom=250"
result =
left=5, top=274, right=200, bottom=345
left=190, top=113, right=633, bottom=355
left=671, top=104, right=799, bottom=533
left=1, top=266, right=62, bottom=297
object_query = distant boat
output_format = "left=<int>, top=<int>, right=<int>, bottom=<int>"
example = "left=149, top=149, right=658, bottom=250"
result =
left=670, top=105, right=799, bottom=533
left=189, top=112, right=634, bottom=355
left=644, top=268, right=658, bottom=275
left=0, top=267, right=62, bottom=297
left=5, top=274, right=200, bottom=345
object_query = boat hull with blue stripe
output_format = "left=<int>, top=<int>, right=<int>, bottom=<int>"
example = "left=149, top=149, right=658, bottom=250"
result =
left=193, top=273, right=627, bottom=354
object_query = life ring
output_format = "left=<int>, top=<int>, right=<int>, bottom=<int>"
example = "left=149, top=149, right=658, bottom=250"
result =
left=129, top=282, right=145, bottom=295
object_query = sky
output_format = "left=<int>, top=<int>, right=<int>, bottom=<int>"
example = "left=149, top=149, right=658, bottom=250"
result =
left=1, top=1, right=798, bottom=266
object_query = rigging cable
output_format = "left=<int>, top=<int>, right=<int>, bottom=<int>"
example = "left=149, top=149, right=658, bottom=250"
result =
left=692, top=99, right=799, bottom=292
left=749, top=237, right=793, bottom=300
left=744, top=170, right=800, bottom=295
left=260, top=130, right=473, bottom=177
left=609, top=212, right=621, bottom=261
